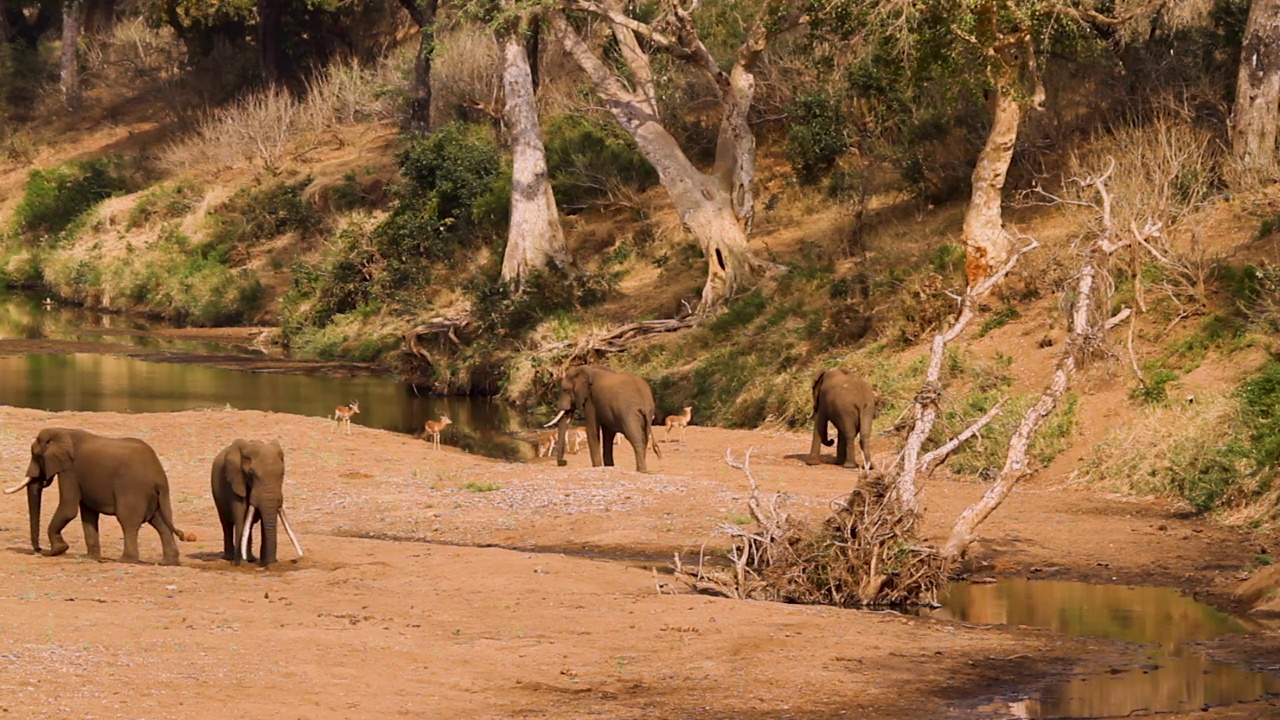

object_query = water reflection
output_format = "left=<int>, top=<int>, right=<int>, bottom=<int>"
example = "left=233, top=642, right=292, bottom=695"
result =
left=928, top=580, right=1280, bottom=718
left=0, top=295, right=245, bottom=355
left=0, top=353, right=538, bottom=460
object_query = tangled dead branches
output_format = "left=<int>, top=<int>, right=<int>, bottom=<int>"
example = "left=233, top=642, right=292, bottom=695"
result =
left=673, top=449, right=948, bottom=608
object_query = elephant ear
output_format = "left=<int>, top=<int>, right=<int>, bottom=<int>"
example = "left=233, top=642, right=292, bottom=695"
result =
left=811, top=371, right=828, bottom=408
left=36, top=431, right=74, bottom=478
left=572, top=367, right=592, bottom=409
left=225, top=440, right=251, bottom=498
left=270, top=440, right=285, bottom=478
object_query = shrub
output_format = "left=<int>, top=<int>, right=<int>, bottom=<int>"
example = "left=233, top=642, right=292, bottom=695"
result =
left=543, top=114, right=657, bottom=211
left=126, top=180, right=202, bottom=230
left=786, top=90, right=849, bottom=184
left=204, top=179, right=322, bottom=261
left=14, top=158, right=127, bottom=238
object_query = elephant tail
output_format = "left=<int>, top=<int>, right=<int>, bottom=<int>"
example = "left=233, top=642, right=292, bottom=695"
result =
left=646, top=412, right=662, bottom=460
left=157, top=485, right=197, bottom=542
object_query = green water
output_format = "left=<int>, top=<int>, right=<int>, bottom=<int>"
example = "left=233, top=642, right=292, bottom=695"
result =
left=0, top=298, right=541, bottom=460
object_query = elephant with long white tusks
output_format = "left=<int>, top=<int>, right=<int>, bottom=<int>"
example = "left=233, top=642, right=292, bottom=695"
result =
left=544, top=365, right=661, bottom=472
left=210, top=439, right=303, bottom=568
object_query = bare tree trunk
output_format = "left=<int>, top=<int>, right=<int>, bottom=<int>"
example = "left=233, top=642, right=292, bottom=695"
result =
left=59, top=0, right=82, bottom=110
left=398, top=0, right=436, bottom=132
left=962, top=58, right=1022, bottom=288
left=499, top=17, right=568, bottom=288
left=83, top=0, right=114, bottom=36
left=1231, top=0, right=1280, bottom=178
left=550, top=9, right=775, bottom=311
left=257, top=0, right=287, bottom=86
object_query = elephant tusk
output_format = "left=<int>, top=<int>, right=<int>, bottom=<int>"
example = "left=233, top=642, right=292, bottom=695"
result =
left=3, top=478, right=32, bottom=495
left=279, top=508, right=304, bottom=558
left=543, top=409, right=567, bottom=429
left=241, top=506, right=256, bottom=561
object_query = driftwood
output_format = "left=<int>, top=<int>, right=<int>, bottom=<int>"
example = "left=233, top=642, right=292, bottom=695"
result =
left=402, top=315, right=474, bottom=367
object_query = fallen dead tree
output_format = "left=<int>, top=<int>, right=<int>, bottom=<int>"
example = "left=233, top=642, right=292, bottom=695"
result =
left=404, top=314, right=697, bottom=372
left=675, top=450, right=948, bottom=607
left=676, top=160, right=1142, bottom=606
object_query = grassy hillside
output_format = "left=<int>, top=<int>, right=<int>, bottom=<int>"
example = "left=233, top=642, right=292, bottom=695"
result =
left=0, top=15, right=1278, bottom=526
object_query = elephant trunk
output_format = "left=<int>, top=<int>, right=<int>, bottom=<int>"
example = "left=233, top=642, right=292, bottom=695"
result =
left=258, top=500, right=280, bottom=567
left=260, top=512, right=279, bottom=567
left=555, top=413, right=569, bottom=467
left=26, top=480, right=42, bottom=553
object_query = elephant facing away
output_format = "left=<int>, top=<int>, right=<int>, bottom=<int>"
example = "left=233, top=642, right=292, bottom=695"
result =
left=544, top=365, right=662, bottom=472
left=804, top=369, right=875, bottom=470
left=211, top=439, right=303, bottom=568
left=3, top=428, right=195, bottom=565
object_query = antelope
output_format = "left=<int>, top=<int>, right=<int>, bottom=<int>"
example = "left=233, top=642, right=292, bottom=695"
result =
left=424, top=414, right=453, bottom=450
left=535, top=431, right=558, bottom=458
left=568, top=427, right=589, bottom=454
left=331, top=400, right=360, bottom=435
left=664, top=406, right=692, bottom=444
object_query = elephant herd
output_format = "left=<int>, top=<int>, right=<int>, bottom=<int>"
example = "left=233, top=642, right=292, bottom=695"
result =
left=1, top=365, right=874, bottom=568
left=539, top=365, right=877, bottom=474
left=3, top=429, right=300, bottom=568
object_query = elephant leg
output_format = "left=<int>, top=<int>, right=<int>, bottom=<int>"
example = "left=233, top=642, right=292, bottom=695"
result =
left=835, top=432, right=849, bottom=467
left=805, top=414, right=827, bottom=465
left=80, top=504, right=102, bottom=561
left=859, top=411, right=874, bottom=470
left=45, top=488, right=80, bottom=557
left=626, top=429, right=647, bottom=473
left=602, top=429, right=617, bottom=467
left=220, top=513, right=236, bottom=561
left=120, top=520, right=142, bottom=563
left=148, top=515, right=180, bottom=566
left=587, top=425, right=603, bottom=467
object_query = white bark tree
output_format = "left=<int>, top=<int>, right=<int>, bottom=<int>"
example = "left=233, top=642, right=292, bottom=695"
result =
left=1231, top=0, right=1280, bottom=178
left=549, top=0, right=796, bottom=312
left=498, top=9, right=569, bottom=288
left=59, top=0, right=82, bottom=109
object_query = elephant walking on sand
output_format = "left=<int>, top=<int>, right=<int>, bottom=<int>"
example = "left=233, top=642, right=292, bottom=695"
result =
left=211, top=439, right=303, bottom=567
left=4, top=428, right=196, bottom=565
left=544, top=365, right=661, bottom=472
left=804, top=369, right=875, bottom=470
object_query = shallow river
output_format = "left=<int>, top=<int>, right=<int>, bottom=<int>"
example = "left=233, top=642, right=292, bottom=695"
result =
left=928, top=579, right=1280, bottom=718
left=0, top=296, right=541, bottom=460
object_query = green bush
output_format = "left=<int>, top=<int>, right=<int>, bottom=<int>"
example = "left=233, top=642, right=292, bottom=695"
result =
left=543, top=114, right=657, bottom=211
left=204, top=179, right=322, bottom=261
left=977, top=305, right=1021, bottom=337
left=786, top=90, right=849, bottom=184
left=14, top=158, right=127, bottom=237
left=1240, top=359, right=1280, bottom=469
left=126, top=181, right=202, bottom=230
left=1131, top=367, right=1178, bottom=404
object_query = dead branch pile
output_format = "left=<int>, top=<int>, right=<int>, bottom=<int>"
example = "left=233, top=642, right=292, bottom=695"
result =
left=674, top=450, right=947, bottom=608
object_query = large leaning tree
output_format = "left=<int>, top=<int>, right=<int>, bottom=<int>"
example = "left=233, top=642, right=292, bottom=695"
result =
left=397, top=0, right=438, bottom=131
left=549, top=0, right=800, bottom=312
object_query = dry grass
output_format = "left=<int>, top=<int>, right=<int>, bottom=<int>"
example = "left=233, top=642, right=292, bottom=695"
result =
left=1076, top=393, right=1237, bottom=503
left=161, top=60, right=400, bottom=173
left=431, top=27, right=502, bottom=128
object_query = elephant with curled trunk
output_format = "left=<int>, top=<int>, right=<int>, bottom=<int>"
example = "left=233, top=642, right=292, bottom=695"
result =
left=544, top=365, right=661, bottom=472
left=211, top=439, right=303, bottom=568
left=804, top=368, right=875, bottom=470
left=3, top=428, right=195, bottom=565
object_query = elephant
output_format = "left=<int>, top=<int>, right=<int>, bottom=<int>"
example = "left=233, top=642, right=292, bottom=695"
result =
left=3, top=428, right=195, bottom=565
left=210, top=439, right=304, bottom=568
left=804, top=369, right=875, bottom=470
left=544, top=365, right=662, bottom=472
